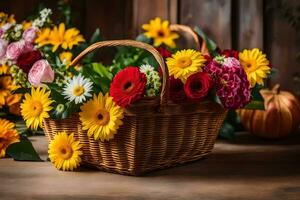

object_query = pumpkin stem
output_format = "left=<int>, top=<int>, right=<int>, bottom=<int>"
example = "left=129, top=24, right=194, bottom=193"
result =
left=272, top=84, right=280, bottom=94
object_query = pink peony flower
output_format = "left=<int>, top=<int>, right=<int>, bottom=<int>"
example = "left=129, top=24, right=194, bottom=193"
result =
left=28, top=59, right=55, bottom=87
left=0, top=39, right=8, bottom=59
left=223, top=57, right=241, bottom=68
left=6, top=40, right=33, bottom=60
left=22, top=28, right=37, bottom=43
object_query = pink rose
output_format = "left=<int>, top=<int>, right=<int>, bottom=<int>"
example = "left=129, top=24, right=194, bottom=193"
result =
left=22, top=28, right=37, bottom=43
left=28, top=59, right=55, bottom=87
left=0, top=39, right=8, bottom=59
left=6, top=40, right=33, bottom=60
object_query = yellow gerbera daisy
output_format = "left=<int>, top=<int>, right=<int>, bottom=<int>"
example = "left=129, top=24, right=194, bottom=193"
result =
left=239, top=48, right=271, bottom=87
left=21, top=87, right=53, bottom=130
left=166, top=49, right=206, bottom=83
left=0, top=76, right=15, bottom=106
left=35, top=27, right=51, bottom=46
left=0, top=118, right=20, bottom=158
left=48, top=23, right=85, bottom=52
left=0, top=64, right=9, bottom=75
left=79, top=93, right=124, bottom=141
left=142, top=17, right=179, bottom=48
left=48, top=132, right=82, bottom=171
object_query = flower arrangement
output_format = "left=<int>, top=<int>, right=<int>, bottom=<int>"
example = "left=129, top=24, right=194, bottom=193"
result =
left=0, top=3, right=103, bottom=163
left=2, top=11, right=273, bottom=172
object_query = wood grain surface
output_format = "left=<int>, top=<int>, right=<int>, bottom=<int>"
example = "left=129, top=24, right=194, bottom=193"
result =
left=0, top=132, right=300, bottom=200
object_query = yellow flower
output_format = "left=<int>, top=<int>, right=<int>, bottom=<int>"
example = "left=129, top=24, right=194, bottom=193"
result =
left=35, top=27, right=51, bottom=46
left=239, top=48, right=271, bottom=87
left=142, top=17, right=179, bottom=48
left=0, top=76, right=15, bottom=106
left=166, top=49, right=206, bottom=83
left=0, top=12, right=16, bottom=26
left=22, top=20, right=32, bottom=30
left=0, top=64, right=10, bottom=75
left=0, top=118, right=19, bottom=158
left=79, top=93, right=124, bottom=141
left=48, top=23, right=85, bottom=52
left=48, top=132, right=82, bottom=171
left=21, top=87, right=53, bottom=130
left=59, top=51, right=73, bottom=67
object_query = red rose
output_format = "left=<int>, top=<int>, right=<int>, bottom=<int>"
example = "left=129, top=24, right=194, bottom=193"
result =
left=110, top=66, right=147, bottom=107
left=156, top=47, right=172, bottom=59
left=220, top=49, right=239, bottom=59
left=203, top=54, right=212, bottom=65
left=184, top=72, right=212, bottom=101
left=17, top=50, right=42, bottom=74
left=169, top=76, right=187, bottom=103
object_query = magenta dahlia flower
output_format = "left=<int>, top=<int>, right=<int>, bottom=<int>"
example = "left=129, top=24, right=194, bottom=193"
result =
left=205, top=57, right=251, bottom=109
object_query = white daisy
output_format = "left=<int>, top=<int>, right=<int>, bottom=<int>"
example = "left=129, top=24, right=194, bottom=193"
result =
left=62, top=74, right=93, bottom=104
left=140, top=64, right=154, bottom=75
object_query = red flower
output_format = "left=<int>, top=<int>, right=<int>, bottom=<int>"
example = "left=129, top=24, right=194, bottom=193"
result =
left=16, top=50, right=42, bottom=74
left=169, top=76, right=187, bottom=103
left=156, top=47, right=172, bottom=59
left=203, top=54, right=212, bottom=65
left=110, top=67, right=147, bottom=107
left=184, top=72, right=212, bottom=101
left=220, top=49, right=238, bottom=59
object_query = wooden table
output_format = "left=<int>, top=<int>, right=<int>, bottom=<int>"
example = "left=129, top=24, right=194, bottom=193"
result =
left=0, top=132, right=300, bottom=200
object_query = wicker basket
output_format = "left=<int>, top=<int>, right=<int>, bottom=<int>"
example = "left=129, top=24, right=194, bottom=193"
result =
left=43, top=27, right=226, bottom=175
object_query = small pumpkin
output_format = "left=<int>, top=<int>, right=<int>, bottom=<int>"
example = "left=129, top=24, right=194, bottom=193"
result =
left=237, top=84, right=300, bottom=139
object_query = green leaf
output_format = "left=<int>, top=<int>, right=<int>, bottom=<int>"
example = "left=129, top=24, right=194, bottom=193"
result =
left=92, top=62, right=113, bottom=80
left=89, top=28, right=102, bottom=44
left=219, top=122, right=235, bottom=140
left=6, top=137, right=42, bottom=161
left=47, top=83, right=65, bottom=103
left=194, top=26, right=217, bottom=55
left=136, top=33, right=152, bottom=44
left=13, top=87, right=30, bottom=94
left=244, top=100, right=265, bottom=110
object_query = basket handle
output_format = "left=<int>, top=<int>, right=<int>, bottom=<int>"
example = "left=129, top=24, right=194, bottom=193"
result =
left=170, top=24, right=208, bottom=54
left=70, top=40, right=169, bottom=105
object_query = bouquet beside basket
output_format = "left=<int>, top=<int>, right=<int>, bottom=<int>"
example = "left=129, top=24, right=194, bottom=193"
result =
left=13, top=16, right=272, bottom=175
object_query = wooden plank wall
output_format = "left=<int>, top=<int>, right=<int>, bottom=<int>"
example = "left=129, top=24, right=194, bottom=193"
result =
left=0, top=0, right=299, bottom=94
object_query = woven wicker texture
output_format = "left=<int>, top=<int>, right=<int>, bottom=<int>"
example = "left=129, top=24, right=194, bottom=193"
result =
left=43, top=37, right=226, bottom=175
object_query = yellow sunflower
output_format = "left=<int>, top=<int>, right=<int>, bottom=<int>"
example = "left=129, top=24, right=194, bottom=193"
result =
left=0, top=118, right=20, bottom=158
left=0, top=64, right=9, bottom=75
left=21, top=87, right=53, bottom=130
left=142, top=17, right=179, bottom=48
left=0, top=76, right=15, bottom=106
left=48, top=23, right=85, bottom=52
left=166, top=49, right=206, bottom=83
left=48, top=132, right=82, bottom=171
left=35, top=27, right=51, bottom=47
left=239, top=48, right=271, bottom=87
left=79, top=93, right=124, bottom=141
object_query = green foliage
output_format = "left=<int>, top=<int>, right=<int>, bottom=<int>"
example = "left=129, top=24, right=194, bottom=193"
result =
left=244, top=85, right=265, bottom=110
left=6, top=136, right=42, bottom=161
left=194, top=26, right=218, bottom=56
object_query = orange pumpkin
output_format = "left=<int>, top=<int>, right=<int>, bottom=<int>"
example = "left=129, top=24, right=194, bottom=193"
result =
left=237, top=84, right=300, bottom=139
